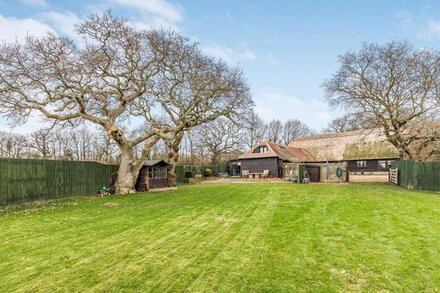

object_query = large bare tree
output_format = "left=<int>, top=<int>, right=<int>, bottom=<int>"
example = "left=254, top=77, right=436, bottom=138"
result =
left=0, top=13, right=251, bottom=192
left=243, top=110, right=266, bottom=149
left=0, top=13, right=168, bottom=193
left=28, top=129, right=54, bottom=159
left=194, top=118, right=245, bottom=164
left=68, top=127, right=95, bottom=161
left=323, top=41, right=440, bottom=159
left=266, top=119, right=283, bottom=143
left=325, top=114, right=365, bottom=133
left=135, top=31, right=252, bottom=186
left=282, top=119, right=313, bottom=144
left=0, top=131, right=28, bottom=158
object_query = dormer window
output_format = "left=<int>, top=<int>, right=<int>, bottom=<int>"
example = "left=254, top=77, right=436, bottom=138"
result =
left=259, top=146, right=268, bottom=153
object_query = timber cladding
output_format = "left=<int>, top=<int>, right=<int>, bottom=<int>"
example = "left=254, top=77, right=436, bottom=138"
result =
left=241, top=157, right=280, bottom=177
left=0, top=158, right=118, bottom=205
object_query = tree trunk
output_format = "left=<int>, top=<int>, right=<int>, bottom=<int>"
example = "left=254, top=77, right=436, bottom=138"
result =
left=115, top=147, right=137, bottom=194
left=113, top=135, right=162, bottom=194
left=166, top=145, right=179, bottom=187
left=398, top=148, right=406, bottom=160
left=210, top=152, right=221, bottom=165
left=167, top=161, right=178, bottom=187
left=165, top=133, right=184, bottom=187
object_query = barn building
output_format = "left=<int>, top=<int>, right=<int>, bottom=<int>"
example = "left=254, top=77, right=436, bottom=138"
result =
left=230, top=129, right=400, bottom=181
left=289, top=128, right=399, bottom=174
left=229, top=141, right=316, bottom=178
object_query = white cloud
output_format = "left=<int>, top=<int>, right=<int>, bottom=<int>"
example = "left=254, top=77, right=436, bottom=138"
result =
left=420, top=20, right=440, bottom=39
left=317, top=111, right=333, bottom=121
left=114, top=0, right=184, bottom=23
left=266, top=53, right=281, bottom=66
left=395, top=10, right=440, bottom=40
left=129, top=16, right=180, bottom=32
left=261, top=92, right=303, bottom=106
left=17, top=0, right=48, bottom=7
left=203, top=43, right=256, bottom=64
left=254, top=92, right=335, bottom=130
left=0, top=14, right=54, bottom=42
left=39, top=11, right=81, bottom=39
left=0, top=114, right=48, bottom=134
left=93, top=0, right=185, bottom=31
left=225, top=9, right=233, bottom=21
left=39, top=10, right=180, bottom=42
left=239, top=50, right=256, bottom=61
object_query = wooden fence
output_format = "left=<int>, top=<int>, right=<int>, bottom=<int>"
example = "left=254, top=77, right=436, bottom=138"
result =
left=391, top=160, right=440, bottom=191
left=0, top=158, right=118, bottom=205
left=0, top=158, right=230, bottom=205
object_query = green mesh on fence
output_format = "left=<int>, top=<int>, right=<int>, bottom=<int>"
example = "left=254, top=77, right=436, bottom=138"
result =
left=0, top=159, right=231, bottom=205
left=391, top=160, right=440, bottom=191
left=0, top=158, right=118, bottom=205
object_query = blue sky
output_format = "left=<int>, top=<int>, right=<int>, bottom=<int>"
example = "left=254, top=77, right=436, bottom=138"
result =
left=1, top=0, right=440, bottom=133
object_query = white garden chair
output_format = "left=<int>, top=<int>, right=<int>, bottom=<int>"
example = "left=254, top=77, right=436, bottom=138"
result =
left=262, top=170, right=269, bottom=178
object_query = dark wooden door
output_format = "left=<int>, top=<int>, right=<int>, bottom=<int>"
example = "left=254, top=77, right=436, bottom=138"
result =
left=305, top=165, right=320, bottom=182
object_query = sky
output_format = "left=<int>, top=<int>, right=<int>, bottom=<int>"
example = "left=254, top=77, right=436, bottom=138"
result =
left=1, top=0, right=440, bottom=133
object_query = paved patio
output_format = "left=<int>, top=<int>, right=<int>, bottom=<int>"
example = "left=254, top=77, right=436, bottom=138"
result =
left=198, top=177, right=289, bottom=184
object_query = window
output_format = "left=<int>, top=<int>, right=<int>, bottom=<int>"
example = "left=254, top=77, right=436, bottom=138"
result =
left=153, top=167, right=159, bottom=179
left=356, top=160, right=367, bottom=168
left=159, top=166, right=167, bottom=179
left=259, top=146, right=268, bottom=153
left=148, top=166, right=167, bottom=179
left=379, top=160, right=395, bottom=170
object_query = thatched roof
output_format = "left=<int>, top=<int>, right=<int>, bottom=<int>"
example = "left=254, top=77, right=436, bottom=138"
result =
left=239, top=141, right=316, bottom=162
left=289, top=128, right=399, bottom=161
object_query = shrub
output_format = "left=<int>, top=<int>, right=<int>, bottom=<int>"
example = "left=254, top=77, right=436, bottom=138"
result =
left=185, top=171, right=193, bottom=178
left=204, top=168, right=213, bottom=177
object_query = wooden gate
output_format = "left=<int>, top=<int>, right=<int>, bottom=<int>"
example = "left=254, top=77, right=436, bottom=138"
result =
left=305, top=165, right=320, bottom=182
left=389, top=168, right=398, bottom=185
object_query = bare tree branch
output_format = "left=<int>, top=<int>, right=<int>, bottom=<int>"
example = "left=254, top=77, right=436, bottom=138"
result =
left=323, top=41, right=440, bottom=159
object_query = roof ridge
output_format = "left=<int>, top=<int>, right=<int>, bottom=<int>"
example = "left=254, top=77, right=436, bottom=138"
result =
left=263, top=140, right=278, bottom=155
left=238, top=140, right=316, bottom=161
left=291, top=128, right=380, bottom=142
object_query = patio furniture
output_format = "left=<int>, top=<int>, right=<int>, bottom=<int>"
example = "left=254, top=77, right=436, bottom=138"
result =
left=242, top=170, right=249, bottom=178
left=249, top=172, right=263, bottom=179
left=262, top=170, right=269, bottom=178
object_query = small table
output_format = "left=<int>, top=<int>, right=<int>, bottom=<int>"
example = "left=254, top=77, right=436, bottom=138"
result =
left=249, top=173, right=262, bottom=179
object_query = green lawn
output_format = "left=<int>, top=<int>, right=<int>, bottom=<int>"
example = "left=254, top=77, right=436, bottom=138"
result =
left=1, top=183, right=440, bottom=292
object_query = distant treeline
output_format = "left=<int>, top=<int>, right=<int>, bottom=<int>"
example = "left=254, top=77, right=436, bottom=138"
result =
left=0, top=115, right=317, bottom=166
